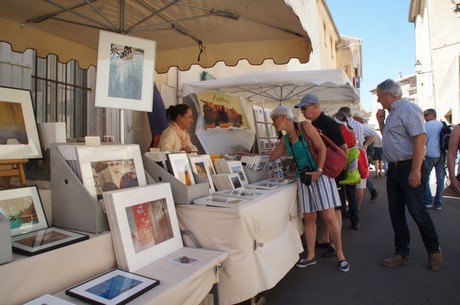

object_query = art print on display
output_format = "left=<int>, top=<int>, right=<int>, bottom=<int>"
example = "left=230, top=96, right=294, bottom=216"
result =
left=76, top=145, right=147, bottom=201
left=198, top=91, right=248, bottom=129
left=167, top=153, right=195, bottom=186
left=12, top=227, right=89, bottom=256
left=66, top=269, right=159, bottom=305
left=0, top=186, right=48, bottom=236
left=189, top=156, right=215, bottom=192
left=0, top=87, right=42, bottom=159
left=229, top=173, right=243, bottom=190
left=103, top=184, right=183, bottom=272
left=127, top=198, right=174, bottom=254
left=95, top=30, right=156, bottom=112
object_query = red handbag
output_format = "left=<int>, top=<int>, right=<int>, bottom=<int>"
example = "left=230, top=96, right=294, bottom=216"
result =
left=298, top=123, right=348, bottom=178
left=358, top=148, right=370, bottom=178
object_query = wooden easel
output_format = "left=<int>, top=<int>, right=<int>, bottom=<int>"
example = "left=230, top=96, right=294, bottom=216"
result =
left=0, top=159, right=28, bottom=187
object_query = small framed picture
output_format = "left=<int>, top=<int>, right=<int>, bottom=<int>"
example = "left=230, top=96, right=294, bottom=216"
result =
left=0, top=86, right=42, bottom=160
left=103, top=184, right=182, bottom=272
left=24, top=294, right=76, bottom=305
left=95, top=30, right=156, bottom=112
left=12, top=227, right=89, bottom=256
left=66, top=268, right=159, bottom=305
left=189, top=156, right=215, bottom=192
left=76, top=145, right=147, bottom=200
left=0, top=186, right=48, bottom=236
left=166, top=153, right=195, bottom=186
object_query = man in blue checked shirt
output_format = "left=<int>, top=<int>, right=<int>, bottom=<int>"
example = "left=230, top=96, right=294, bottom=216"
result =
left=376, top=79, right=442, bottom=272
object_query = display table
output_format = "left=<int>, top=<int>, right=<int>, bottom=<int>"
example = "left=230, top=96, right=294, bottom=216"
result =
left=176, top=183, right=303, bottom=305
left=0, top=231, right=117, bottom=305
left=54, top=247, right=228, bottom=305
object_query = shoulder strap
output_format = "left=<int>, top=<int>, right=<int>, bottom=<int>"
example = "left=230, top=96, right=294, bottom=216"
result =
left=290, top=122, right=315, bottom=170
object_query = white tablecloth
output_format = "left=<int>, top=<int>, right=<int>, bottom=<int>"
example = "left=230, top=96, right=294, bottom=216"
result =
left=176, top=183, right=303, bottom=305
left=54, top=247, right=228, bottom=305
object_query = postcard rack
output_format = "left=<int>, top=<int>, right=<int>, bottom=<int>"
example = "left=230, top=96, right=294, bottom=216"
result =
left=142, top=155, right=209, bottom=204
left=50, top=143, right=109, bottom=234
left=243, top=166, right=268, bottom=184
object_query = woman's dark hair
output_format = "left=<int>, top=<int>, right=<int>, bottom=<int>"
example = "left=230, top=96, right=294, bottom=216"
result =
left=166, top=104, right=191, bottom=122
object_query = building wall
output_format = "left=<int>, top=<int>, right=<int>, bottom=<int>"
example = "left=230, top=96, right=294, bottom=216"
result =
left=410, top=0, right=460, bottom=123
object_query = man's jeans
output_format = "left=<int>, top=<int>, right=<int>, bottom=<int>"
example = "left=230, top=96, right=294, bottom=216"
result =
left=387, top=161, right=440, bottom=256
left=424, top=155, right=446, bottom=208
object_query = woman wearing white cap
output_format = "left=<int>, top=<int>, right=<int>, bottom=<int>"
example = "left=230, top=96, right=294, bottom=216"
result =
left=269, top=105, right=350, bottom=272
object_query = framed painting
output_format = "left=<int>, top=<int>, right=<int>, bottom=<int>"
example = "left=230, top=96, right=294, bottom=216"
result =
left=103, top=184, right=183, bottom=272
left=12, top=227, right=89, bottom=256
left=197, top=91, right=249, bottom=129
left=0, top=186, right=48, bottom=236
left=189, top=156, right=215, bottom=192
left=166, top=153, right=195, bottom=186
left=95, top=30, right=156, bottom=112
left=66, top=268, right=159, bottom=305
left=76, top=145, right=147, bottom=201
left=0, top=86, right=42, bottom=160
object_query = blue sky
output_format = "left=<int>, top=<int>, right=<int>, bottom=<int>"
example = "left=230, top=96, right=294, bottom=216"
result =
left=327, top=0, right=416, bottom=111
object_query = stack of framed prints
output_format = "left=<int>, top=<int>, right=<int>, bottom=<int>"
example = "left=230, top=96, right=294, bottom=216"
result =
left=225, top=161, right=249, bottom=186
left=165, top=153, right=195, bottom=186
left=66, top=268, right=159, bottom=305
left=0, top=186, right=89, bottom=256
left=102, top=183, right=183, bottom=272
left=76, top=144, right=147, bottom=201
left=193, top=194, right=250, bottom=208
left=24, top=294, right=75, bottom=305
left=216, top=189, right=265, bottom=200
left=246, top=178, right=290, bottom=190
left=211, top=173, right=243, bottom=191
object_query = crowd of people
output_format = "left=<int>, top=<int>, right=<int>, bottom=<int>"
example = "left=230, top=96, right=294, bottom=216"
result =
left=268, top=78, right=448, bottom=273
left=156, top=78, right=456, bottom=274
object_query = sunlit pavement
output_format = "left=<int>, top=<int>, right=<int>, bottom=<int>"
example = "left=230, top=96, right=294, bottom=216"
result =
left=237, top=170, right=460, bottom=305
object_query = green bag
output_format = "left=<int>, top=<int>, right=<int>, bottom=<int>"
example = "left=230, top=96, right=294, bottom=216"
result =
left=339, top=147, right=360, bottom=185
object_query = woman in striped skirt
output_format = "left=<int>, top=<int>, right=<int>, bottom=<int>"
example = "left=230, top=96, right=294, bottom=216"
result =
left=269, top=105, right=349, bottom=272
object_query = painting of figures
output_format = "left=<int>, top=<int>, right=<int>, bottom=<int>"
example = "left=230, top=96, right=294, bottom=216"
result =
left=90, top=159, right=138, bottom=200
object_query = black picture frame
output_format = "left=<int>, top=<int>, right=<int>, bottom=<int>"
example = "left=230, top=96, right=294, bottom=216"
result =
left=65, top=268, right=160, bottom=305
left=12, top=227, right=89, bottom=256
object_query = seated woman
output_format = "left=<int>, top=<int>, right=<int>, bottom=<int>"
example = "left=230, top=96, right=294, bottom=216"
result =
left=158, top=104, right=198, bottom=153
left=269, top=105, right=349, bottom=272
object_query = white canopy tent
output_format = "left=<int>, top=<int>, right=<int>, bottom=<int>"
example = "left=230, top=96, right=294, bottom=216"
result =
left=182, top=69, right=366, bottom=154
left=182, top=69, right=364, bottom=115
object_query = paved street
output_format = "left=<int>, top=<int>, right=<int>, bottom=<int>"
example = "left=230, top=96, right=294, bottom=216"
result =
left=239, top=172, right=460, bottom=305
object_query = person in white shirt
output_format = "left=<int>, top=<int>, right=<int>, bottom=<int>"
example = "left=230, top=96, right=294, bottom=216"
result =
left=158, top=104, right=198, bottom=153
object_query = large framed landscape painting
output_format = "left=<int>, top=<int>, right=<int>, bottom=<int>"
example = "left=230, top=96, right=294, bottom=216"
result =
left=95, top=30, right=156, bottom=112
left=0, top=87, right=42, bottom=159
left=103, top=184, right=182, bottom=272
